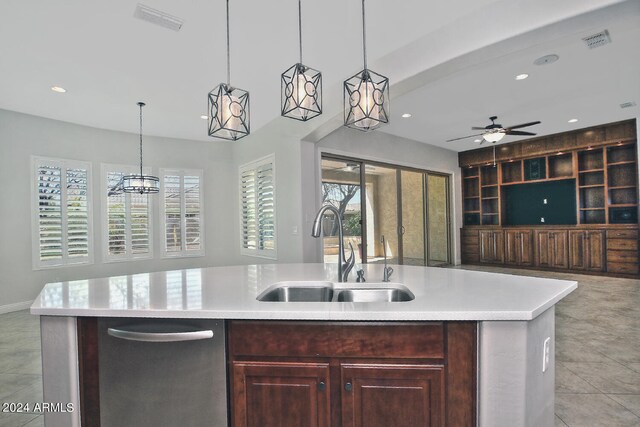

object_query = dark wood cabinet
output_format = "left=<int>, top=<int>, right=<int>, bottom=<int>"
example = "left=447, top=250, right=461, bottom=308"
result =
left=535, top=230, right=569, bottom=269
left=231, top=361, right=330, bottom=427
left=341, top=363, right=444, bottom=427
left=461, top=228, right=479, bottom=263
left=479, top=230, right=504, bottom=263
left=505, top=230, right=533, bottom=266
left=606, top=229, right=639, bottom=274
left=227, top=321, right=476, bottom=427
left=458, top=120, right=639, bottom=276
left=569, top=230, right=605, bottom=271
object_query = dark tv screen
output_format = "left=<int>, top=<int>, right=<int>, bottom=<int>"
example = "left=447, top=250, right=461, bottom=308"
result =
left=503, top=179, right=577, bottom=225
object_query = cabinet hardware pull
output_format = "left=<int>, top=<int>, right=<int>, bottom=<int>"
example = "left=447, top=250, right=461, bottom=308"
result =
left=318, top=381, right=326, bottom=391
left=107, top=327, right=213, bottom=342
left=345, top=382, right=353, bottom=392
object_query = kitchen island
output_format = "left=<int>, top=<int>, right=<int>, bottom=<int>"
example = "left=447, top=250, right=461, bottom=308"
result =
left=31, top=263, right=576, bottom=426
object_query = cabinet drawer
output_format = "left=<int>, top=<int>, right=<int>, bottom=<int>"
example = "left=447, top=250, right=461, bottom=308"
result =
left=229, top=321, right=445, bottom=359
left=606, top=250, right=639, bottom=263
left=462, top=236, right=479, bottom=246
left=607, top=229, right=639, bottom=239
left=607, top=239, right=639, bottom=251
left=607, top=262, right=639, bottom=275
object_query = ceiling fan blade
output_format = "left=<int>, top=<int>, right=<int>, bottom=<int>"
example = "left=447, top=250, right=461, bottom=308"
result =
left=506, top=130, right=537, bottom=136
left=506, top=121, right=541, bottom=130
left=471, top=126, right=488, bottom=130
left=446, top=133, right=484, bottom=142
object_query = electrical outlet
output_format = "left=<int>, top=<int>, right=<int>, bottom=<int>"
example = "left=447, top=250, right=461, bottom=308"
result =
left=540, top=217, right=545, bottom=223
left=542, top=337, right=551, bottom=372
left=543, top=198, right=548, bottom=204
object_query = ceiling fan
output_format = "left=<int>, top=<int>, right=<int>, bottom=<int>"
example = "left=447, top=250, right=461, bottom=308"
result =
left=447, top=116, right=541, bottom=144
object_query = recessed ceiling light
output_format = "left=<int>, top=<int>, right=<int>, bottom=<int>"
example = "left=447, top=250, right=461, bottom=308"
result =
left=568, top=118, right=578, bottom=123
left=515, top=73, right=529, bottom=80
left=474, top=139, right=482, bottom=143
left=401, top=113, right=412, bottom=118
left=51, top=86, right=66, bottom=93
left=200, top=115, right=208, bottom=120
left=533, top=54, right=559, bottom=66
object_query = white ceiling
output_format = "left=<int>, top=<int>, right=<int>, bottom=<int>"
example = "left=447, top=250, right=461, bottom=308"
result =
left=0, top=0, right=637, bottom=150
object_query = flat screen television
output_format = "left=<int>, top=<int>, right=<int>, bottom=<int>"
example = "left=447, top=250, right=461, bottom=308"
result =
left=503, top=179, right=577, bottom=225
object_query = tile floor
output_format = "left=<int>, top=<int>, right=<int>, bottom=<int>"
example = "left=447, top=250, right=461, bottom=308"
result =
left=0, top=267, right=638, bottom=426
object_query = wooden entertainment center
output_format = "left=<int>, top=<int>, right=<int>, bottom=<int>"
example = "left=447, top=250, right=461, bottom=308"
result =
left=459, top=119, right=639, bottom=276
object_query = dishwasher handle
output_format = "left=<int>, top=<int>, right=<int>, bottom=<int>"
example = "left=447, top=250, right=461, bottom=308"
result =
left=108, top=327, right=214, bottom=342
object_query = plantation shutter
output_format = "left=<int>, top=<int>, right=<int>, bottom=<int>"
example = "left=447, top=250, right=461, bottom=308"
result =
left=33, top=158, right=92, bottom=268
left=240, top=155, right=276, bottom=258
left=164, top=175, right=182, bottom=253
left=105, top=166, right=151, bottom=260
left=161, top=170, right=203, bottom=256
left=184, top=175, right=201, bottom=251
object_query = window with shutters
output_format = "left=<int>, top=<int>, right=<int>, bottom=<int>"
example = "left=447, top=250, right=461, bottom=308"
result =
left=240, top=154, right=276, bottom=259
left=101, top=164, right=153, bottom=261
left=160, top=169, right=204, bottom=257
left=31, top=156, right=93, bottom=269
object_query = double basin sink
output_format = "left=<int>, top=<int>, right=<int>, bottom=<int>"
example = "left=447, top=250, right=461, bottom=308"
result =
left=257, top=281, right=414, bottom=303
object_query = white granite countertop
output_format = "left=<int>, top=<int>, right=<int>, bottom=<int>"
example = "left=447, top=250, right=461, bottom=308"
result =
left=30, top=263, right=577, bottom=321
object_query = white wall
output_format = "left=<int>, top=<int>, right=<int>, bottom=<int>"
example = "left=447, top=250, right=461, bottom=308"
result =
left=0, top=108, right=462, bottom=311
left=0, top=109, right=235, bottom=311
left=301, top=126, right=462, bottom=264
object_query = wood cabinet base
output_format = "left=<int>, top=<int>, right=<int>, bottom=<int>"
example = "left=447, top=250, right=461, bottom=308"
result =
left=228, top=321, right=476, bottom=427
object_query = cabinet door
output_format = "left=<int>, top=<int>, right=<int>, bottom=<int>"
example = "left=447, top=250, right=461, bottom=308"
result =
left=569, top=231, right=587, bottom=270
left=505, top=230, right=533, bottom=266
left=536, top=230, right=568, bottom=269
left=535, top=231, right=552, bottom=267
left=341, top=363, right=444, bottom=427
left=550, top=231, right=569, bottom=269
left=504, top=230, right=520, bottom=265
left=480, top=230, right=504, bottom=263
left=519, top=231, right=534, bottom=266
left=586, top=231, right=605, bottom=272
left=231, top=361, right=330, bottom=427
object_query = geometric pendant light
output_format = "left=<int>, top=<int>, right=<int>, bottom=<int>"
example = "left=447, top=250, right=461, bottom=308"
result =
left=122, top=102, right=159, bottom=194
left=208, top=0, right=250, bottom=140
left=344, top=0, right=389, bottom=131
left=281, top=0, right=322, bottom=121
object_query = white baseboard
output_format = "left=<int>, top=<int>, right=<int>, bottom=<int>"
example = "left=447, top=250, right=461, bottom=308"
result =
left=0, top=300, right=33, bottom=315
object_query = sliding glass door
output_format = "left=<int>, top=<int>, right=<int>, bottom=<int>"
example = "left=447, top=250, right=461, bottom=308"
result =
left=320, top=155, right=451, bottom=266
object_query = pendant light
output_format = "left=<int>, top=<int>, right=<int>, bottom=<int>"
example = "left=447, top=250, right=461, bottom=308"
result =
left=208, top=0, right=250, bottom=140
left=281, top=0, right=322, bottom=121
left=122, top=102, right=159, bottom=194
left=344, top=0, right=389, bottom=131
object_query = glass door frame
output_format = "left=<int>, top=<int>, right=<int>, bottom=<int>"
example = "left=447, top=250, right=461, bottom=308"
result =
left=320, top=154, right=452, bottom=266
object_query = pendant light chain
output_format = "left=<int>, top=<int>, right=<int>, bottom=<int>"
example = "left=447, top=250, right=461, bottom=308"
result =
left=226, top=0, right=231, bottom=86
left=298, top=0, right=303, bottom=64
left=139, top=102, right=144, bottom=177
left=361, top=0, right=367, bottom=70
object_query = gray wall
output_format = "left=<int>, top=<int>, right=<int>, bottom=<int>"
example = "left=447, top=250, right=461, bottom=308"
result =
left=0, top=109, right=235, bottom=311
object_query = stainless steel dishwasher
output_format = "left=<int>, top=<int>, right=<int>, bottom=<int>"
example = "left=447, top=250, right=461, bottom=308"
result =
left=97, top=318, right=227, bottom=426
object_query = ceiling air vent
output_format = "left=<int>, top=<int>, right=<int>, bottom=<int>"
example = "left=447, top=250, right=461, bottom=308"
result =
left=620, top=101, right=637, bottom=109
left=582, top=30, right=611, bottom=49
left=134, top=3, right=183, bottom=31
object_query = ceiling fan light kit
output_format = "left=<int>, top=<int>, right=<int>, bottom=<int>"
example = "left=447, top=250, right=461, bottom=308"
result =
left=447, top=115, right=541, bottom=145
left=343, top=0, right=389, bottom=132
left=281, top=0, right=322, bottom=121
left=208, top=0, right=250, bottom=141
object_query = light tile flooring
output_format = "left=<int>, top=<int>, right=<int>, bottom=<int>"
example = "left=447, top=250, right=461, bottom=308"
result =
left=0, top=267, right=638, bottom=426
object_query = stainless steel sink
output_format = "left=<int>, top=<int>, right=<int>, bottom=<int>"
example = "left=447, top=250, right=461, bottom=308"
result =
left=335, top=287, right=414, bottom=302
left=256, top=281, right=334, bottom=302
left=257, top=281, right=414, bottom=303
